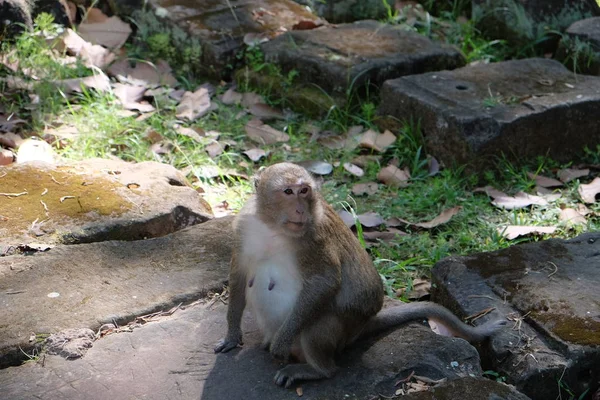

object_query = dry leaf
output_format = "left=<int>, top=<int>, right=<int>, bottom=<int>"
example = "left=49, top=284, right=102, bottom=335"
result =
left=205, top=141, right=224, bottom=158
left=84, top=8, right=109, bottom=23
left=343, top=163, right=364, bottom=177
left=357, top=212, right=385, bottom=228
left=241, top=92, right=265, bottom=108
left=413, top=206, right=461, bottom=229
left=359, top=129, right=396, bottom=152
left=535, top=186, right=562, bottom=202
left=559, top=208, right=586, bottom=226
left=243, top=32, right=270, bottom=47
left=176, top=88, right=215, bottom=121
left=352, top=155, right=380, bottom=167
left=295, top=160, right=332, bottom=175
left=351, top=182, right=378, bottom=196
left=377, top=165, right=410, bottom=187
left=317, top=135, right=346, bottom=150
left=150, top=142, right=173, bottom=155
left=175, top=126, right=205, bottom=142
left=363, top=228, right=406, bottom=243
left=243, top=148, right=267, bottom=162
left=221, top=88, right=243, bottom=105
left=557, top=168, right=589, bottom=183
left=0, top=131, right=24, bottom=148
left=113, top=83, right=155, bottom=112
left=499, top=225, right=557, bottom=240
left=402, top=278, right=431, bottom=300
left=295, top=386, right=303, bottom=397
left=248, top=103, right=285, bottom=120
left=59, top=28, right=115, bottom=68
left=56, top=71, right=111, bottom=94
left=578, top=177, right=600, bottom=203
left=144, top=129, right=163, bottom=144
left=576, top=203, right=592, bottom=215
left=108, top=59, right=177, bottom=87
left=78, top=16, right=132, bottom=50
left=244, top=119, right=289, bottom=145
left=527, top=172, right=563, bottom=188
left=428, top=156, right=440, bottom=176
left=337, top=210, right=355, bottom=228
left=0, top=149, right=14, bottom=165
left=476, top=186, right=549, bottom=209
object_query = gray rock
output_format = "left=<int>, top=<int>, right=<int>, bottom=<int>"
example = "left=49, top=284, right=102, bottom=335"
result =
left=0, top=299, right=491, bottom=399
left=568, top=17, right=600, bottom=50
left=0, top=216, right=233, bottom=368
left=261, top=20, right=465, bottom=96
left=45, top=328, right=95, bottom=359
left=295, top=0, right=392, bottom=23
left=431, top=232, right=600, bottom=400
left=562, top=17, right=600, bottom=75
left=379, top=58, right=600, bottom=167
left=400, top=376, right=531, bottom=400
left=0, top=158, right=212, bottom=251
left=0, top=0, right=32, bottom=37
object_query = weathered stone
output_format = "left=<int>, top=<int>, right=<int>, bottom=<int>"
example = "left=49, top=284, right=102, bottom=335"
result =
left=295, top=0, right=392, bottom=23
left=0, top=216, right=233, bottom=368
left=562, top=17, right=600, bottom=75
left=0, top=0, right=33, bottom=37
left=144, top=0, right=323, bottom=78
left=379, top=58, right=600, bottom=168
left=401, top=377, right=531, bottom=400
left=261, top=20, right=465, bottom=96
left=0, top=298, right=494, bottom=399
left=473, top=0, right=598, bottom=47
left=0, top=158, right=212, bottom=251
left=431, top=232, right=600, bottom=400
left=44, top=328, right=95, bottom=359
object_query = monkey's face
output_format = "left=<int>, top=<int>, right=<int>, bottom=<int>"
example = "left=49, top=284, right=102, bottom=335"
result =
left=275, top=183, right=313, bottom=237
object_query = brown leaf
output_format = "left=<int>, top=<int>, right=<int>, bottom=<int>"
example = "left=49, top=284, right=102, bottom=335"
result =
left=113, top=83, right=155, bottom=112
left=357, top=212, right=385, bottom=228
left=557, top=168, right=589, bottom=183
left=363, top=228, right=407, bottom=243
left=176, top=88, right=216, bottom=121
left=244, top=119, right=289, bottom=145
left=337, top=210, right=355, bottom=228
left=59, top=28, right=115, bottom=68
left=578, top=177, right=600, bottom=203
left=317, top=135, right=346, bottom=150
left=175, top=126, right=205, bottom=143
left=248, top=103, right=285, bottom=120
left=108, top=59, right=177, bottom=87
left=359, top=129, right=396, bottom=152
left=84, top=8, right=109, bottom=23
left=343, top=163, right=364, bottom=177
left=413, top=206, right=461, bottom=229
left=499, top=225, right=557, bottom=240
left=399, top=278, right=431, bottom=300
left=559, top=208, right=586, bottom=226
left=352, top=155, right=381, bottom=167
left=428, top=156, right=440, bottom=176
left=0, top=131, right=24, bottom=148
left=56, top=73, right=111, bottom=93
left=0, top=148, right=14, bottom=165
left=296, top=160, right=332, bottom=175
left=527, top=172, right=563, bottom=188
left=476, top=186, right=549, bottom=209
left=150, top=142, right=173, bottom=155
left=205, top=141, right=224, bottom=158
left=241, top=92, right=265, bottom=108
left=143, top=129, right=163, bottom=144
left=221, top=88, right=243, bottom=105
left=351, top=182, right=378, bottom=196
left=78, top=16, right=132, bottom=50
left=377, top=165, right=410, bottom=187
left=243, top=148, right=267, bottom=162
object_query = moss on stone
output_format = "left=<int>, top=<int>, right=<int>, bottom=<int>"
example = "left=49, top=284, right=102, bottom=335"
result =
left=533, top=312, right=600, bottom=346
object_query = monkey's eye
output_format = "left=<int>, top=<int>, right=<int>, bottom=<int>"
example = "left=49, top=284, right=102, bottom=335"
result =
left=284, top=188, right=293, bottom=195
left=300, top=187, right=309, bottom=194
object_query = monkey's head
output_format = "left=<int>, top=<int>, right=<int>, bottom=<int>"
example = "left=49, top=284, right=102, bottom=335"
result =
left=254, top=163, right=321, bottom=237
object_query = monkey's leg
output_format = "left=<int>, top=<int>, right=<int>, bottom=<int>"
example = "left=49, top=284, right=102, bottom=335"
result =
left=273, top=315, right=342, bottom=388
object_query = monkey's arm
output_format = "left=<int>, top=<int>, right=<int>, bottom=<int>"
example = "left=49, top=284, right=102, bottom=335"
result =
left=363, top=301, right=506, bottom=342
left=269, top=270, right=340, bottom=360
left=214, top=252, right=246, bottom=353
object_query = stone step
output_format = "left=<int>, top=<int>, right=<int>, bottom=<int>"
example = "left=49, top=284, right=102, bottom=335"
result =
left=379, top=58, right=600, bottom=167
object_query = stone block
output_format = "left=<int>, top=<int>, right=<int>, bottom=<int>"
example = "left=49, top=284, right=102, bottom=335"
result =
left=379, top=58, right=600, bottom=167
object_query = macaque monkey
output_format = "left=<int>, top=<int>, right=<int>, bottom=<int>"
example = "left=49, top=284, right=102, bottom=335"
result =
left=214, top=162, right=505, bottom=388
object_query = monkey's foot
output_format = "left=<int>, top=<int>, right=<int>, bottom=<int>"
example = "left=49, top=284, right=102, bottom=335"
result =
left=273, top=364, right=331, bottom=388
left=214, top=338, right=242, bottom=353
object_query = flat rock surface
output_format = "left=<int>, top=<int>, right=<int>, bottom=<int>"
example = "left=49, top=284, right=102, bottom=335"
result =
left=0, top=217, right=233, bottom=368
left=0, top=298, right=496, bottom=400
left=261, top=20, right=465, bottom=95
left=0, top=158, right=212, bottom=251
left=379, top=58, right=600, bottom=167
left=149, top=0, right=323, bottom=77
left=432, top=232, right=600, bottom=400
left=567, top=17, right=600, bottom=49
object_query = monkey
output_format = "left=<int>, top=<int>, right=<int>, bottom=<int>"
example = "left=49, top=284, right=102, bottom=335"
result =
left=214, top=162, right=506, bottom=388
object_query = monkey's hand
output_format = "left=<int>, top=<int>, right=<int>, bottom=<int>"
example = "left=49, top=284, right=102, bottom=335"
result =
left=214, top=332, right=243, bottom=353
left=269, top=331, right=293, bottom=363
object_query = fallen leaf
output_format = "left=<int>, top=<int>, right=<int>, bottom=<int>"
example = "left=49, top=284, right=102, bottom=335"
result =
left=248, top=103, right=285, bottom=120
left=377, top=165, right=410, bottom=187
left=243, top=148, right=267, bottom=162
left=359, top=129, right=396, bottom=152
left=559, top=208, right=587, bottom=226
left=295, top=160, right=332, bottom=175
left=578, top=177, right=600, bottom=203
left=243, top=32, right=270, bottom=46
left=176, top=88, right=216, bottom=120
left=397, top=277, right=431, bottom=300
left=352, top=155, right=381, bottom=167
left=0, top=131, right=24, bottom=148
left=296, top=386, right=303, bottom=397
left=527, top=172, right=562, bottom=188
left=357, top=212, right=385, bottom=228
left=337, top=210, right=355, bottom=228
left=83, top=8, right=109, bottom=23
left=244, top=119, right=289, bottom=145
left=363, top=228, right=407, bottom=243
left=241, top=92, right=265, bottom=108
left=499, top=226, right=557, bottom=240
left=476, top=186, right=549, bottom=209
left=150, top=142, right=173, bottom=155
left=0, top=149, right=14, bottom=165
left=413, top=206, right=461, bottom=229
left=175, top=126, right=205, bottom=143
left=78, top=16, right=132, bottom=50
left=428, top=156, right=440, bottom=176
left=113, top=83, right=155, bottom=112
left=576, top=203, right=592, bottom=215
left=317, top=135, right=346, bottom=150
left=143, top=129, right=163, bottom=144
left=351, top=182, right=378, bottom=196
left=59, top=28, right=115, bottom=68
left=205, top=141, right=224, bottom=158
left=57, top=72, right=111, bottom=93
left=343, top=162, right=364, bottom=177
left=557, top=168, right=589, bottom=183
left=221, top=88, right=243, bottom=105
left=108, top=59, right=177, bottom=87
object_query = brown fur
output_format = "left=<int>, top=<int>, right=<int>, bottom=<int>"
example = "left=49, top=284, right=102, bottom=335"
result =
left=215, top=162, right=505, bottom=388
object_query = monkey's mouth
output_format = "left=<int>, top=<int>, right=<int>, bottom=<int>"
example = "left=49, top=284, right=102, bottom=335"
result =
left=286, top=221, right=305, bottom=231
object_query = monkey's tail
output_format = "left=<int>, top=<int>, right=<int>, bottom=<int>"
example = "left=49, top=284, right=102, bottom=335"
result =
left=361, top=301, right=506, bottom=343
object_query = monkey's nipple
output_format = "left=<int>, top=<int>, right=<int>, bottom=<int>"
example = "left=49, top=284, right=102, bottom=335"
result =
left=268, top=279, right=275, bottom=291
left=248, top=277, right=254, bottom=288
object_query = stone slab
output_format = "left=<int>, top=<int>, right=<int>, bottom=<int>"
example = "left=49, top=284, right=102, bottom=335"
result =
left=0, top=158, right=212, bottom=251
left=261, top=20, right=465, bottom=95
left=0, top=299, right=523, bottom=400
left=567, top=17, right=600, bottom=50
left=149, top=0, right=323, bottom=77
left=0, top=217, right=233, bottom=368
left=379, top=58, right=600, bottom=167
left=565, top=17, right=600, bottom=75
left=431, top=232, right=600, bottom=400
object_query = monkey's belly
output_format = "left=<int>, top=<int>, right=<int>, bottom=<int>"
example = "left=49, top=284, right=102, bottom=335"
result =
left=246, top=260, right=301, bottom=339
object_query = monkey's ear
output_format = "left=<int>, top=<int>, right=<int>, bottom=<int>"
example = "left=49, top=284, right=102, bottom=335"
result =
left=253, top=167, right=266, bottom=190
